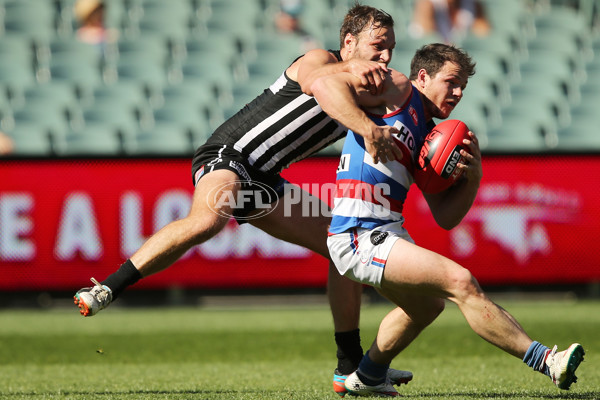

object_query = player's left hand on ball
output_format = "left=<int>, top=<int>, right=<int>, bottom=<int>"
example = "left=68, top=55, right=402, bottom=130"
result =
left=458, top=131, right=482, bottom=182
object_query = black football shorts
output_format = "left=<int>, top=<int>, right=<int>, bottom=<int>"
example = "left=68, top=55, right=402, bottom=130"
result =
left=191, top=143, right=288, bottom=223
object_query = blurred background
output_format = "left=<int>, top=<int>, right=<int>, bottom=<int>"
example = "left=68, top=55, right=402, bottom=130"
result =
left=0, top=0, right=599, bottom=308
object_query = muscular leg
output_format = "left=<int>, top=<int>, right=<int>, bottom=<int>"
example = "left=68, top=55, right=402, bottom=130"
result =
left=367, top=238, right=532, bottom=365
left=130, top=169, right=240, bottom=276
left=98, top=170, right=241, bottom=300
left=250, top=185, right=363, bottom=330
left=250, top=185, right=365, bottom=371
left=367, top=292, right=445, bottom=363
left=328, top=262, right=362, bottom=332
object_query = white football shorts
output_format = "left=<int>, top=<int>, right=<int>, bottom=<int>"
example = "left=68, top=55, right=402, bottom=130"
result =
left=327, top=222, right=414, bottom=287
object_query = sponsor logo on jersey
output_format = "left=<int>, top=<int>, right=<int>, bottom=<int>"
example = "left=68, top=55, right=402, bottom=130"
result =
left=392, top=121, right=416, bottom=153
left=370, top=230, right=389, bottom=245
left=408, top=106, right=418, bottom=126
left=229, top=160, right=252, bottom=181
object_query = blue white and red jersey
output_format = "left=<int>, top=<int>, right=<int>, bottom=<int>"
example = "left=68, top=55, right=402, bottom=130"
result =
left=329, top=86, right=434, bottom=234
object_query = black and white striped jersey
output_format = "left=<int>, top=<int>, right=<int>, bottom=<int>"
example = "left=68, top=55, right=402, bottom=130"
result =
left=205, top=53, right=347, bottom=175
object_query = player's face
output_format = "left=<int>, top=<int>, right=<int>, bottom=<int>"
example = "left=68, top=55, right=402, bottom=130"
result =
left=421, top=61, right=468, bottom=120
left=350, top=24, right=395, bottom=66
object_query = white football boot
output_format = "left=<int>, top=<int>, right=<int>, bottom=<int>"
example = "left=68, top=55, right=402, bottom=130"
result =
left=545, top=343, right=585, bottom=390
left=344, top=371, right=399, bottom=397
left=334, top=368, right=412, bottom=397
left=74, top=278, right=113, bottom=317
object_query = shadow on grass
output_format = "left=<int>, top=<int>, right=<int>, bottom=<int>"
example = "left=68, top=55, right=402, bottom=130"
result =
left=6, top=390, right=600, bottom=399
left=404, top=390, right=600, bottom=399
left=3, top=389, right=318, bottom=399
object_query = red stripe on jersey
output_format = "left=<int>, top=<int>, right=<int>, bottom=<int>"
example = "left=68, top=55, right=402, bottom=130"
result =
left=336, top=179, right=404, bottom=213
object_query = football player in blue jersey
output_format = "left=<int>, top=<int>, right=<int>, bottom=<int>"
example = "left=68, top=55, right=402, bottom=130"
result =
left=311, top=43, right=584, bottom=396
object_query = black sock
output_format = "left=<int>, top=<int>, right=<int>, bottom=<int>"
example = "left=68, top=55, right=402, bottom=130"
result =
left=335, top=329, right=364, bottom=374
left=101, top=259, right=142, bottom=300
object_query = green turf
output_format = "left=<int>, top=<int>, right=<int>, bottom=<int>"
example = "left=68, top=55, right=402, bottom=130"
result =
left=0, top=299, right=598, bottom=399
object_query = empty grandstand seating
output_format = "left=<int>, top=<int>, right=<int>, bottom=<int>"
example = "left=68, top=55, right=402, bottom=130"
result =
left=0, top=0, right=598, bottom=156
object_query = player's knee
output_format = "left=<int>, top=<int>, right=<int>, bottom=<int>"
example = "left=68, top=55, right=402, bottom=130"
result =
left=418, top=298, right=445, bottom=326
left=448, top=266, right=481, bottom=301
left=184, top=213, right=229, bottom=245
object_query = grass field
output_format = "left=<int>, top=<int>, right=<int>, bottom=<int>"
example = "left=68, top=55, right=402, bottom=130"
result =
left=0, top=298, right=598, bottom=400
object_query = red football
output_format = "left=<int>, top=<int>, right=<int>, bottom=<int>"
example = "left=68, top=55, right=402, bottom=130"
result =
left=414, top=119, right=470, bottom=194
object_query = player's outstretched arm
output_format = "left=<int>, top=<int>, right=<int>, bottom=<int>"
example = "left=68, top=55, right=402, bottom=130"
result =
left=311, top=71, right=408, bottom=163
left=295, top=49, right=388, bottom=96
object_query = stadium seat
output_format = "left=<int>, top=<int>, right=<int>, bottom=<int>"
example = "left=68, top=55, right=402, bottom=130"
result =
left=183, top=34, right=246, bottom=80
left=140, top=0, right=193, bottom=22
left=463, top=35, right=522, bottom=83
left=60, top=125, right=123, bottom=155
left=578, top=78, right=600, bottom=106
left=136, top=17, right=191, bottom=43
left=518, top=48, right=584, bottom=85
left=483, top=0, right=534, bottom=39
left=100, top=0, right=127, bottom=30
left=12, top=101, right=72, bottom=136
left=184, top=35, right=240, bottom=65
left=290, top=0, right=329, bottom=40
left=204, top=0, right=264, bottom=37
left=48, top=57, right=103, bottom=89
left=0, top=35, right=35, bottom=67
left=81, top=102, right=141, bottom=144
left=556, top=104, right=600, bottom=151
left=48, top=37, right=103, bottom=67
left=116, top=59, right=168, bottom=91
left=162, top=82, right=224, bottom=132
left=0, top=62, right=37, bottom=90
left=534, top=6, right=594, bottom=60
left=115, top=36, right=170, bottom=66
left=22, top=82, right=79, bottom=112
left=3, top=0, right=56, bottom=40
left=152, top=102, right=210, bottom=136
left=461, top=32, right=518, bottom=59
left=5, top=122, right=54, bottom=156
left=55, top=0, right=77, bottom=35
left=92, top=82, right=148, bottom=110
left=225, top=79, right=272, bottom=120
left=533, top=6, right=589, bottom=38
left=245, top=57, right=289, bottom=83
left=449, top=99, right=491, bottom=146
left=179, top=55, right=234, bottom=107
left=132, top=121, right=193, bottom=155
left=390, top=35, right=444, bottom=73
left=253, top=34, right=307, bottom=65
left=485, top=116, right=549, bottom=152
left=526, top=33, right=588, bottom=80
left=503, top=82, right=569, bottom=136
left=584, top=51, right=600, bottom=83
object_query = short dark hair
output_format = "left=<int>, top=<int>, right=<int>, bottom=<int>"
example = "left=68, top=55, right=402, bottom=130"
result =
left=409, top=43, right=476, bottom=80
left=339, top=2, right=394, bottom=49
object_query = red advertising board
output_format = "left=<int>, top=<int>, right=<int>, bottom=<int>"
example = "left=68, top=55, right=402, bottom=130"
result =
left=1, top=156, right=599, bottom=291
